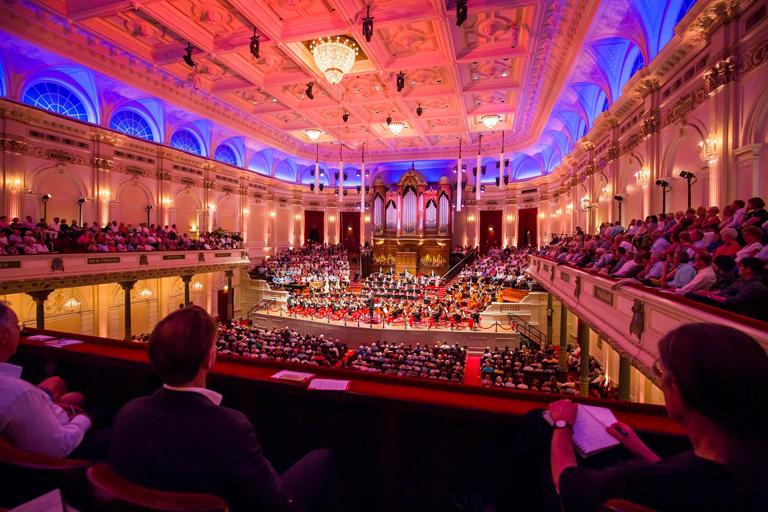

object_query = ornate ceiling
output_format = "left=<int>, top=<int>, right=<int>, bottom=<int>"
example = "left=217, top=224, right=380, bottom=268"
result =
left=2, top=0, right=698, bottom=181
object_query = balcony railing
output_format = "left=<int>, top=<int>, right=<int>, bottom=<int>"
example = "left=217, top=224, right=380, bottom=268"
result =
left=527, top=255, right=768, bottom=381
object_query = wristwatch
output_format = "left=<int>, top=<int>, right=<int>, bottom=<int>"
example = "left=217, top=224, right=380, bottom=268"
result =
left=554, top=420, right=572, bottom=429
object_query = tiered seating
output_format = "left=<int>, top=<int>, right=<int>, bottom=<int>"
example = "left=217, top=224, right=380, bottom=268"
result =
left=344, top=341, right=466, bottom=383
left=251, top=243, right=350, bottom=287
left=0, top=215, right=241, bottom=255
left=539, top=197, right=768, bottom=321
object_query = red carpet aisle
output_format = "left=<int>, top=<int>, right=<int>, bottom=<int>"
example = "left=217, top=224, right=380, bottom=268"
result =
left=464, top=355, right=482, bottom=386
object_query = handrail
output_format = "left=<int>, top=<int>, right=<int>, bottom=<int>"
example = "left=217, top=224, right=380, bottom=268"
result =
left=508, top=312, right=548, bottom=348
left=441, top=248, right=477, bottom=281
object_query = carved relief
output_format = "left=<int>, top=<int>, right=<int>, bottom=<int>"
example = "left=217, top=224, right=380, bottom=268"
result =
left=0, top=139, right=28, bottom=155
left=629, top=299, right=645, bottom=340
left=703, top=57, right=736, bottom=93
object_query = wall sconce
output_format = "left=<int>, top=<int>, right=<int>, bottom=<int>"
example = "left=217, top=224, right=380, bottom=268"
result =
left=554, top=209, right=562, bottom=216
left=635, top=169, right=650, bottom=187
left=10, top=178, right=21, bottom=192
left=506, top=214, right=514, bottom=222
left=208, top=203, right=216, bottom=212
left=137, top=288, right=153, bottom=299
left=329, top=215, right=336, bottom=222
left=191, top=224, right=198, bottom=231
left=191, top=281, right=203, bottom=292
left=467, top=215, right=476, bottom=222
left=223, top=285, right=229, bottom=292
left=294, top=213, right=302, bottom=220
left=347, top=225, right=353, bottom=232
left=488, top=225, right=494, bottom=231
left=364, top=214, right=371, bottom=222
left=99, top=189, right=110, bottom=200
left=243, top=208, right=250, bottom=215
left=161, top=196, right=173, bottom=207
left=699, top=138, right=718, bottom=166
left=63, top=297, right=81, bottom=312
left=269, top=211, right=276, bottom=218
left=538, top=212, right=546, bottom=219
left=566, top=203, right=574, bottom=213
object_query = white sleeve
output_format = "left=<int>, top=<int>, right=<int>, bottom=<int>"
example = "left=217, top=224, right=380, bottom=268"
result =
left=4, top=387, right=91, bottom=458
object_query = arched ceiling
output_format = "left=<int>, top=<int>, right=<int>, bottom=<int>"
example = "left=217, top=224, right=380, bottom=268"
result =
left=1, top=0, right=697, bottom=183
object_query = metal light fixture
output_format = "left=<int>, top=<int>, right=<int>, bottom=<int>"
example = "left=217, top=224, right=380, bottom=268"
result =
left=249, top=28, right=260, bottom=58
left=305, top=82, right=315, bottom=100
left=342, top=110, right=350, bottom=123
left=635, top=169, right=650, bottom=187
left=386, top=114, right=392, bottom=126
left=389, top=121, right=405, bottom=135
left=305, top=128, right=323, bottom=142
left=416, top=104, right=423, bottom=116
left=310, top=36, right=358, bottom=85
left=480, top=114, right=501, bottom=129
left=396, top=71, right=405, bottom=92
left=183, top=42, right=195, bottom=68
left=699, top=138, right=718, bottom=166
left=361, top=5, right=374, bottom=42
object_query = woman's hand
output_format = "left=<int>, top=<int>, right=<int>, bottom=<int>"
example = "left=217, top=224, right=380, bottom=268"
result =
left=606, top=421, right=660, bottom=462
left=548, top=399, right=578, bottom=426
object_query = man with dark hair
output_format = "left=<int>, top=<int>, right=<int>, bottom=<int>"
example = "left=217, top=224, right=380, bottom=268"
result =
left=0, top=303, right=91, bottom=457
left=109, top=306, right=340, bottom=512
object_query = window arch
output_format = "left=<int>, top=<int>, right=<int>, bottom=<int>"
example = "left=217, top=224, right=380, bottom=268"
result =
left=170, top=129, right=202, bottom=156
left=22, top=81, right=91, bottom=122
left=213, top=144, right=238, bottom=166
left=109, top=110, right=157, bottom=142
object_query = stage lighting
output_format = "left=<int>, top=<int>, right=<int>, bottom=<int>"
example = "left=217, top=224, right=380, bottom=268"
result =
left=456, top=0, right=468, bottom=26
left=362, top=5, right=374, bottom=42
left=183, top=43, right=196, bottom=68
left=342, top=110, right=350, bottom=123
left=416, top=105, right=423, bottom=116
left=613, top=195, right=623, bottom=202
left=319, top=183, right=324, bottom=191
left=655, top=179, right=669, bottom=187
left=249, top=29, right=260, bottom=58
left=679, top=170, right=695, bottom=179
left=396, top=71, right=405, bottom=92
left=305, top=82, right=315, bottom=100
left=310, top=183, right=315, bottom=191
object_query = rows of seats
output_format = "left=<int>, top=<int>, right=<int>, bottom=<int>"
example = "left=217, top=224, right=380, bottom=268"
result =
left=0, top=215, right=241, bottom=254
left=540, top=197, right=768, bottom=321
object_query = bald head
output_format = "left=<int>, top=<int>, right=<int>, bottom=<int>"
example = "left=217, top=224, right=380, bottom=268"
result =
left=0, top=303, right=20, bottom=362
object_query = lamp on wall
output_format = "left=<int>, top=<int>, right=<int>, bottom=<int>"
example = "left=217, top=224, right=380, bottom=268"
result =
left=613, top=195, right=623, bottom=224
left=655, top=179, right=671, bottom=214
left=635, top=169, right=650, bottom=187
left=678, top=170, right=697, bottom=209
left=41, top=194, right=51, bottom=221
left=698, top=138, right=718, bottom=166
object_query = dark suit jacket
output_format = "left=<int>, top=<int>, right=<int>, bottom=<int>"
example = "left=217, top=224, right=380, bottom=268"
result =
left=109, top=387, right=291, bottom=511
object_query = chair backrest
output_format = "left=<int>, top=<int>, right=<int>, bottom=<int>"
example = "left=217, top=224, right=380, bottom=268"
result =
left=0, top=437, right=90, bottom=507
left=87, top=463, right=229, bottom=512
left=600, top=499, right=658, bottom=512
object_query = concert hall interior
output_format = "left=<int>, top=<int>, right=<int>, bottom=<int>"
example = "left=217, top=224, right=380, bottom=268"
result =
left=1, top=0, right=767, bottom=511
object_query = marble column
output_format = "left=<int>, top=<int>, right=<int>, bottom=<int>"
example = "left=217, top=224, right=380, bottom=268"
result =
left=27, top=290, right=53, bottom=329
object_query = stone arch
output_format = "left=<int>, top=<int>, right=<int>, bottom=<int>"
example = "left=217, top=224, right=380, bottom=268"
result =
left=173, top=188, right=202, bottom=233
left=660, top=123, right=708, bottom=211
left=213, top=194, right=237, bottom=232
left=32, top=166, right=89, bottom=222
left=114, top=178, right=155, bottom=226
left=743, top=81, right=768, bottom=145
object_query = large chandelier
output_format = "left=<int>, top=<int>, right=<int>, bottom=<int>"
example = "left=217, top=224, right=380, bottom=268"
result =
left=389, top=121, right=405, bottom=135
left=480, top=114, right=501, bottom=129
left=305, top=128, right=323, bottom=142
left=310, top=36, right=358, bottom=85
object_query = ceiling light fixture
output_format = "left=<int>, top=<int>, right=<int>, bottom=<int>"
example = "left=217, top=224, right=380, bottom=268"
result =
left=305, top=128, right=323, bottom=142
left=342, top=110, right=350, bottom=123
left=362, top=5, right=374, bottom=42
left=396, top=71, right=405, bottom=92
left=310, top=36, right=358, bottom=85
left=249, top=28, right=260, bottom=58
left=481, top=114, right=501, bottom=129
left=456, top=0, right=468, bottom=26
left=389, top=121, right=405, bottom=135
left=305, top=82, right=315, bottom=100
left=386, top=114, right=392, bottom=126
left=416, top=104, right=423, bottom=116
left=183, top=42, right=195, bottom=68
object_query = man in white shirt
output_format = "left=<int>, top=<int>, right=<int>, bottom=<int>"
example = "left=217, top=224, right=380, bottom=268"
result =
left=675, top=253, right=716, bottom=295
left=0, top=304, right=91, bottom=457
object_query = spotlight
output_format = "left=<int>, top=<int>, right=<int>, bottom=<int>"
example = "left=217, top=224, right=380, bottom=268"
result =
left=386, top=114, right=392, bottom=126
left=396, top=71, right=405, bottom=92
left=310, top=183, right=315, bottom=191
left=77, top=197, right=86, bottom=205
left=456, top=0, right=468, bottom=26
left=361, top=5, right=374, bottom=42
left=183, top=42, right=195, bottom=68
left=319, top=183, right=324, bottom=191
left=679, top=170, right=695, bottom=180
left=613, top=195, right=623, bottom=202
left=416, top=104, right=423, bottom=116
left=249, top=28, right=260, bottom=58
left=305, top=82, right=315, bottom=100
left=42, top=194, right=51, bottom=201
left=342, top=110, right=350, bottom=123
left=655, top=179, right=669, bottom=187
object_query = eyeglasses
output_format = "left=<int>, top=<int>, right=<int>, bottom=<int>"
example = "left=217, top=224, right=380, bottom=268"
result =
left=652, top=359, right=665, bottom=379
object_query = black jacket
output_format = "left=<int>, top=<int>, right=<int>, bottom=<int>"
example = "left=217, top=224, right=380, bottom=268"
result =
left=109, top=387, right=291, bottom=511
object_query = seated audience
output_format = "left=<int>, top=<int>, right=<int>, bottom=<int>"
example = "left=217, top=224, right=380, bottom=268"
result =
left=0, top=303, right=91, bottom=457
left=345, top=341, right=465, bottom=383
left=109, top=306, right=341, bottom=512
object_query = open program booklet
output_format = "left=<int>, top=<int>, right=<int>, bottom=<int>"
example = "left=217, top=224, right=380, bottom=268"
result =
left=543, top=404, right=621, bottom=457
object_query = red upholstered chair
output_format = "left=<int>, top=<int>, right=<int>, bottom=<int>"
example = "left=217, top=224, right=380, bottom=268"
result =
left=599, top=499, right=658, bottom=512
left=0, top=437, right=90, bottom=508
left=87, top=463, right=229, bottom=512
